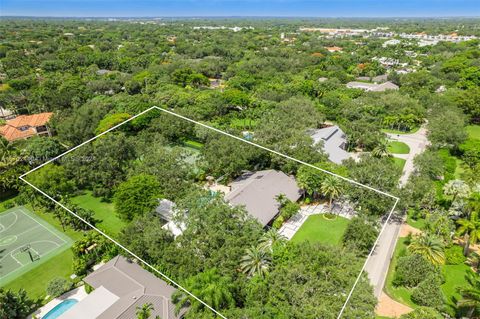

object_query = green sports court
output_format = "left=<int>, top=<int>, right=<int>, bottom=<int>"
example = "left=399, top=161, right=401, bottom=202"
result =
left=0, top=206, right=72, bottom=285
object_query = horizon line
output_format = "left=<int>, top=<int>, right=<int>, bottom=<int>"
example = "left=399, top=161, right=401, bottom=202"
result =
left=2, top=15, right=480, bottom=19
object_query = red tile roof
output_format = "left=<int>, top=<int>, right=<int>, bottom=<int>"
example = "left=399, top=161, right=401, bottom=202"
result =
left=0, top=112, right=53, bottom=141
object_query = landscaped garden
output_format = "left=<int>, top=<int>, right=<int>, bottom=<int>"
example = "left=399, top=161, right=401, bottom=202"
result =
left=291, top=214, right=349, bottom=245
left=388, top=141, right=410, bottom=154
left=384, top=236, right=471, bottom=314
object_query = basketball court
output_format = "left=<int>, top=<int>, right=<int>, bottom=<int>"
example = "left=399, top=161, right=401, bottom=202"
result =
left=0, top=206, right=72, bottom=285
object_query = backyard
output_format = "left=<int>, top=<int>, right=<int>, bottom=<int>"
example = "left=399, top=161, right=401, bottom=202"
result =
left=71, top=191, right=125, bottom=236
left=291, top=214, right=349, bottom=246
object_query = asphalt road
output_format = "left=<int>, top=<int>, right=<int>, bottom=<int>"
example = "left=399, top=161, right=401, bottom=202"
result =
left=387, top=126, right=429, bottom=187
left=365, top=212, right=404, bottom=297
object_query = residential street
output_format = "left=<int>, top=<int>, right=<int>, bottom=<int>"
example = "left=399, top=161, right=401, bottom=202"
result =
left=386, top=126, right=429, bottom=187
left=365, top=212, right=404, bottom=297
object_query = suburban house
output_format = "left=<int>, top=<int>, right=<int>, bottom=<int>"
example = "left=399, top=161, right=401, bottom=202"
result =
left=0, top=112, right=53, bottom=142
left=224, top=170, right=302, bottom=226
left=155, top=199, right=185, bottom=237
left=59, top=255, right=185, bottom=319
left=346, top=81, right=399, bottom=92
left=309, top=125, right=351, bottom=164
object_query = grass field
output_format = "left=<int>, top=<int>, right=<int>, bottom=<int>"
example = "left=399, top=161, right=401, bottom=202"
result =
left=466, top=125, right=480, bottom=140
left=3, top=249, right=75, bottom=301
left=291, top=214, right=349, bottom=246
left=406, top=212, right=426, bottom=230
left=392, top=157, right=406, bottom=171
left=71, top=191, right=125, bottom=236
left=388, top=141, right=410, bottom=154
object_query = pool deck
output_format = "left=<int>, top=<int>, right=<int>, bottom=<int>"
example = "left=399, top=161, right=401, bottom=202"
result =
left=28, top=286, right=87, bottom=319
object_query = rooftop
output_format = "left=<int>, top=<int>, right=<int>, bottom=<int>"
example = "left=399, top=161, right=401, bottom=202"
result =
left=309, top=125, right=351, bottom=164
left=0, top=112, right=53, bottom=141
left=64, top=255, right=184, bottom=319
left=225, top=170, right=301, bottom=226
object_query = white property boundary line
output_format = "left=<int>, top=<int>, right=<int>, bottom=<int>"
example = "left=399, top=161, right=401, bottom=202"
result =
left=20, top=106, right=400, bottom=319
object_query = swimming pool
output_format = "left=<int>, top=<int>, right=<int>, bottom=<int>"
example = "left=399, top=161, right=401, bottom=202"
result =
left=42, top=299, right=78, bottom=319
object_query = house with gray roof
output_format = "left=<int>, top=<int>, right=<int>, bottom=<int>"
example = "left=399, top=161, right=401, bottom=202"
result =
left=309, top=125, right=350, bottom=164
left=225, top=170, right=301, bottom=226
left=346, top=80, right=398, bottom=92
left=59, top=255, right=185, bottom=319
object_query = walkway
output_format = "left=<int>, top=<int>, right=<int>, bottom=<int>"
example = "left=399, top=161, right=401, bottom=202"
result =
left=278, top=202, right=356, bottom=240
left=278, top=204, right=323, bottom=239
left=376, top=292, right=413, bottom=317
left=386, top=125, right=429, bottom=187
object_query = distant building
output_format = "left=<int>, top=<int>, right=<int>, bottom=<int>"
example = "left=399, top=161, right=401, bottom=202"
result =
left=59, top=255, right=185, bottom=319
left=309, top=125, right=350, bottom=164
left=372, top=74, right=388, bottom=83
left=325, top=46, right=343, bottom=53
left=346, top=81, right=399, bottom=92
left=225, top=170, right=301, bottom=227
left=382, top=39, right=401, bottom=47
left=0, top=112, right=53, bottom=142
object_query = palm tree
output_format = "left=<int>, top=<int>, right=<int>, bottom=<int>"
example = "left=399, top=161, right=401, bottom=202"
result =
left=172, top=268, right=234, bottom=316
left=458, top=270, right=480, bottom=318
left=371, top=140, right=391, bottom=158
left=408, top=234, right=445, bottom=265
left=457, top=212, right=480, bottom=256
left=259, top=229, right=287, bottom=252
left=240, top=245, right=271, bottom=277
left=275, top=193, right=289, bottom=207
left=320, top=176, right=342, bottom=212
left=136, top=303, right=153, bottom=319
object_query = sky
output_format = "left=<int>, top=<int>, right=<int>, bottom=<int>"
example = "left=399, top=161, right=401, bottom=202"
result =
left=1, top=0, right=479, bottom=18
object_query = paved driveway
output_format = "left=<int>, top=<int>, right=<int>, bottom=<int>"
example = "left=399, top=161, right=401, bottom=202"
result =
left=386, top=126, right=429, bottom=187
left=365, top=212, right=404, bottom=297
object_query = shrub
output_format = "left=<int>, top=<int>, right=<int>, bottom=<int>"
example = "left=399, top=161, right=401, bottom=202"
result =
left=342, top=217, right=379, bottom=256
left=445, top=245, right=466, bottom=265
left=393, top=254, right=439, bottom=287
left=280, top=202, right=300, bottom=220
left=411, top=275, right=445, bottom=309
left=272, top=215, right=284, bottom=230
left=46, top=278, right=73, bottom=298
left=399, top=306, right=443, bottom=319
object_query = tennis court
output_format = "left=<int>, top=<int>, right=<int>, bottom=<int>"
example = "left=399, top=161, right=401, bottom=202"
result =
left=0, top=206, right=72, bottom=285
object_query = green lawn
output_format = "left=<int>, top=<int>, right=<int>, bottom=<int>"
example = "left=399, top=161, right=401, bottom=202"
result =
left=406, top=212, right=426, bottom=230
left=71, top=191, right=125, bottom=236
left=3, top=249, right=75, bottom=301
left=455, top=158, right=465, bottom=179
left=230, top=118, right=257, bottom=129
left=466, top=125, right=480, bottom=140
left=392, top=157, right=406, bottom=171
left=388, top=141, right=410, bottom=154
left=291, top=214, right=349, bottom=246
left=441, top=263, right=470, bottom=308
left=183, top=139, right=204, bottom=150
